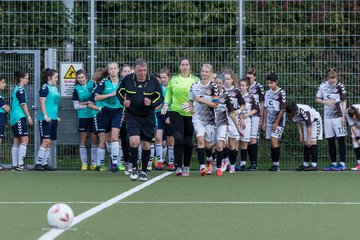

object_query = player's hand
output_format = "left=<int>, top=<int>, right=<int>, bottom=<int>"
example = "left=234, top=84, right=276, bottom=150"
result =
left=299, top=135, right=304, bottom=143
left=243, top=113, right=249, bottom=119
left=165, top=117, right=170, bottom=124
left=261, top=123, right=266, bottom=131
left=305, top=139, right=311, bottom=147
left=271, top=123, right=278, bottom=132
left=161, top=103, right=168, bottom=115
left=240, top=120, right=246, bottom=130
left=144, top=97, right=152, bottom=106
left=57, top=117, right=61, bottom=122
left=124, top=100, right=131, bottom=108
left=45, top=116, right=51, bottom=123
left=194, top=96, right=203, bottom=103
left=28, top=118, right=34, bottom=126
left=3, top=105, right=10, bottom=112
left=190, top=107, right=195, bottom=114
left=324, top=99, right=335, bottom=107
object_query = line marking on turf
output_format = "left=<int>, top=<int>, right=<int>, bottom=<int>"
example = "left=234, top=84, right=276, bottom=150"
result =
left=37, top=171, right=172, bottom=240
left=3, top=201, right=360, bottom=205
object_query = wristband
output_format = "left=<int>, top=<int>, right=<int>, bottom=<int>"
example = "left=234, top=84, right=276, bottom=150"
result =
left=44, top=115, right=49, bottom=119
left=27, top=116, right=32, bottom=120
left=98, top=107, right=102, bottom=111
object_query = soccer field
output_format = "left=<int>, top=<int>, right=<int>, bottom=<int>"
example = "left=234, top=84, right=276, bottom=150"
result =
left=1, top=170, right=360, bottom=240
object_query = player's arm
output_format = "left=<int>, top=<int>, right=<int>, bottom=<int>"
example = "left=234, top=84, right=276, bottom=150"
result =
left=17, top=89, right=32, bottom=122
left=39, top=85, right=51, bottom=122
left=94, top=81, right=115, bottom=101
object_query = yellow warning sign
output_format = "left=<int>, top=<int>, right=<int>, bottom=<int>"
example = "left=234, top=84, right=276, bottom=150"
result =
left=64, top=65, right=77, bottom=79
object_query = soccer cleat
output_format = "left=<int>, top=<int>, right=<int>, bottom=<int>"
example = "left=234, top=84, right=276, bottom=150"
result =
left=124, top=164, right=131, bottom=176
left=147, top=164, right=152, bottom=172
left=351, top=164, right=360, bottom=171
left=0, top=164, right=5, bottom=171
left=118, top=162, right=125, bottom=171
left=182, top=167, right=190, bottom=176
left=34, top=164, right=45, bottom=171
left=155, top=162, right=164, bottom=171
left=269, top=165, right=280, bottom=172
left=229, top=165, right=235, bottom=174
left=175, top=167, right=183, bottom=176
left=130, top=168, right=138, bottom=180
left=295, top=165, right=307, bottom=171
left=247, top=164, right=257, bottom=171
left=221, top=160, right=228, bottom=173
left=99, top=164, right=108, bottom=172
left=81, top=163, right=88, bottom=171
left=323, top=164, right=337, bottom=171
left=139, top=171, right=148, bottom=181
left=200, top=168, right=208, bottom=176
left=304, top=165, right=318, bottom=171
left=333, top=164, right=346, bottom=171
left=205, top=161, right=212, bottom=175
left=90, top=164, right=97, bottom=171
left=216, top=168, right=223, bottom=176
left=239, top=165, right=246, bottom=171
left=110, top=164, right=119, bottom=173
left=168, top=163, right=175, bottom=171
left=11, top=165, right=25, bottom=171
left=43, top=164, right=56, bottom=171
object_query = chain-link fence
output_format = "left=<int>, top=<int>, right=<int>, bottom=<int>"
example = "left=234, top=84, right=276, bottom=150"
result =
left=0, top=0, right=359, bottom=169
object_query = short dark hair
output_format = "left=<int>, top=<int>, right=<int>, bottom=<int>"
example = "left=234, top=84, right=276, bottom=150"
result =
left=286, top=103, right=298, bottom=115
left=267, top=72, right=278, bottom=82
left=178, top=57, right=191, bottom=66
left=41, top=68, right=58, bottom=85
left=14, top=71, right=28, bottom=84
left=134, top=59, right=147, bottom=67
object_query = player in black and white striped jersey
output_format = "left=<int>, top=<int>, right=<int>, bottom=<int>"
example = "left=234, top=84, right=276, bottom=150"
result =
left=316, top=68, right=347, bottom=171
left=286, top=103, right=323, bottom=171
left=261, top=73, right=287, bottom=172
left=346, top=104, right=360, bottom=171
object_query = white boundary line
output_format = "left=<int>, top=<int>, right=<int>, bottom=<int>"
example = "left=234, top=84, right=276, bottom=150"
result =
left=2, top=201, right=360, bottom=205
left=37, top=171, right=172, bottom=240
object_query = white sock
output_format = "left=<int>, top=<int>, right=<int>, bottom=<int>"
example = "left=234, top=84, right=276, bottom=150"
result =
left=311, top=162, right=317, bottom=167
left=273, top=161, right=280, bottom=166
left=240, top=161, right=246, bottom=166
left=150, top=144, right=155, bottom=162
left=168, top=147, right=174, bottom=164
left=111, top=141, right=119, bottom=164
left=97, top=148, right=105, bottom=165
left=42, top=148, right=51, bottom=165
left=200, top=164, right=206, bottom=170
left=119, top=145, right=123, bottom=164
left=162, top=146, right=167, bottom=163
left=155, top=144, right=163, bottom=163
left=11, top=145, right=19, bottom=167
left=106, top=142, right=111, bottom=154
left=340, top=162, right=345, bottom=167
left=37, top=147, right=46, bottom=164
left=80, top=146, right=87, bottom=164
left=91, top=145, right=97, bottom=165
left=303, top=162, right=309, bottom=167
left=357, top=160, right=360, bottom=164
left=18, top=144, right=27, bottom=166
left=138, top=146, right=142, bottom=163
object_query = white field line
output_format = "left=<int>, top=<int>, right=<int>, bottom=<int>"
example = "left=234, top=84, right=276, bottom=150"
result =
left=2, top=201, right=360, bottom=205
left=37, top=171, right=172, bottom=240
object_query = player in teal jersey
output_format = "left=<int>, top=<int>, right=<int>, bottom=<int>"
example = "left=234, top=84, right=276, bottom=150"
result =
left=10, top=71, right=34, bottom=171
left=35, top=69, right=60, bottom=171
left=162, top=57, right=199, bottom=176
left=154, top=67, right=175, bottom=171
left=72, top=69, right=98, bottom=171
left=0, top=76, right=10, bottom=170
left=93, top=62, right=123, bottom=173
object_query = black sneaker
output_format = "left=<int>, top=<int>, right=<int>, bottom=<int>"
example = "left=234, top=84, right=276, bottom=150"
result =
left=269, top=165, right=280, bottom=172
left=247, top=164, right=257, bottom=171
left=296, top=165, right=307, bottom=171
left=239, top=165, right=247, bottom=171
left=42, top=164, right=56, bottom=171
left=109, top=164, right=119, bottom=173
left=34, top=164, right=45, bottom=171
left=304, top=165, right=318, bottom=171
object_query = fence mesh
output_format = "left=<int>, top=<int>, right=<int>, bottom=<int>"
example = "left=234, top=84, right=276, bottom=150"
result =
left=0, top=0, right=359, bottom=169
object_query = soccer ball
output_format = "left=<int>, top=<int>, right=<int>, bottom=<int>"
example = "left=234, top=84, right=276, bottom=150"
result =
left=47, top=203, right=74, bottom=229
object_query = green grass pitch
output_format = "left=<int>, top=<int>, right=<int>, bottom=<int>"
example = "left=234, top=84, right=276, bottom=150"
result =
left=1, top=170, right=360, bottom=240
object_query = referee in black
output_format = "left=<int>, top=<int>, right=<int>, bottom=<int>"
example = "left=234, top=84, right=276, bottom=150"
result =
left=117, top=59, right=163, bottom=181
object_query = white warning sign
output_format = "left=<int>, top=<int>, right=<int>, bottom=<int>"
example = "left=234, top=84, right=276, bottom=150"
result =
left=60, top=62, right=83, bottom=97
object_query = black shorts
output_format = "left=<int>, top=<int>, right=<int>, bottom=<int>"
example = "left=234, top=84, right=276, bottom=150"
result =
left=125, top=112, right=156, bottom=142
left=155, top=111, right=173, bottom=136
left=0, top=113, right=6, bottom=138
left=11, top=117, right=29, bottom=137
left=78, top=118, right=94, bottom=133
left=39, top=120, right=58, bottom=140
left=94, top=107, right=123, bottom=133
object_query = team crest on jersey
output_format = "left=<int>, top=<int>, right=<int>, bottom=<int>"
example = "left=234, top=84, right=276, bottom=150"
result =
left=206, top=90, right=211, bottom=95
left=220, top=98, right=226, bottom=103
left=274, top=95, right=279, bottom=100
left=333, top=89, right=338, bottom=93
left=230, top=92, right=236, bottom=97
left=251, top=89, right=257, bottom=94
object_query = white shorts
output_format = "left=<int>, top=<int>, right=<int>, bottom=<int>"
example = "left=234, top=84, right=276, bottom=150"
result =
left=303, top=118, right=323, bottom=141
left=193, top=122, right=215, bottom=142
left=250, top=116, right=261, bottom=139
left=324, top=117, right=347, bottom=138
left=227, top=121, right=240, bottom=140
left=215, top=125, right=227, bottom=142
left=240, top=118, right=252, bottom=142
left=265, top=125, right=285, bottom=140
